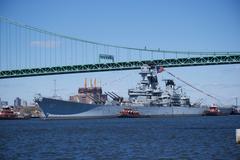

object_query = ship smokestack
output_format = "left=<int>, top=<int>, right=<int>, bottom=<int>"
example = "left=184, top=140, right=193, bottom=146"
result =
left=84, top=78, right=87, bottom=88
left=94, top=78, right=97, bottom=88
left=90, top=79, right=93, bottom=88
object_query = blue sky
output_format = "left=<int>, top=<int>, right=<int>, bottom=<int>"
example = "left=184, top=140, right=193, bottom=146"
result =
left=0, top=0, right=240, bottom=105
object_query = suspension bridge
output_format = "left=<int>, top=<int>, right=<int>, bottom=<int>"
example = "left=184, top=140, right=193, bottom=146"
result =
left=0, top=16, right=240, bottom=79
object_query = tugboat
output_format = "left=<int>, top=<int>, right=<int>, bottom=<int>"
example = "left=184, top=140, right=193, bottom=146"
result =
left=118, top=108, right=141, bottom=118
left=231, top=98, right=240, bottom=115
left=203, top=104, right=223, bottom=116
left=231, top=106, right=240, bottom=115
left=0, top=106, right=18, bottom=119
left=0, top=106, right=31, bottom=120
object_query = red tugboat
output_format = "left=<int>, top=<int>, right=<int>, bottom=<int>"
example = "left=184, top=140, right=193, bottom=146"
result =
left=0, top=106, right=18, bottom=119
left=118, top=108, right=150, bottom=118
left=203, top=104, right=223, bottom=116
left=0, top=106, right=31, bottom=120
left=118, top=108, right=141, bottom=118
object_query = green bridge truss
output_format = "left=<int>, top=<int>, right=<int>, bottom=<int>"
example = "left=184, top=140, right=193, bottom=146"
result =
left=0, top=54, right=240, bottom=79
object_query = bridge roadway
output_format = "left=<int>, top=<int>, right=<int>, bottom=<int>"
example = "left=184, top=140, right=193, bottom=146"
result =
left=0, top=54, right=240, bottom=79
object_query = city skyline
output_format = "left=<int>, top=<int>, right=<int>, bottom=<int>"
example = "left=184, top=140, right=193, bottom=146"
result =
left=0, top=96, right=31, bottom=107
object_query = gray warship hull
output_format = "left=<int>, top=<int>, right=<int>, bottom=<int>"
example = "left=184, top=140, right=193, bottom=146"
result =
left=36, top=97, right=210, bottom=119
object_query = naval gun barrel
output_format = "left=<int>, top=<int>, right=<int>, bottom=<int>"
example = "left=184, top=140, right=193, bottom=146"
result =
left=111, top=92, right=121, bottom=98
left=107, top=92, right=119, bottom=101
left=86, top=95, right=99, bottom=104
left=86, top=95, right=105, bottom=104
left=92, top=95, right=106, bottom=104
left=105, top=92, right=123, bottom=103
left=108, top=92, right=123, bottom=102
left=111, top=92, right=124, bottom=102
left=105, top=92, right=115, bottom=100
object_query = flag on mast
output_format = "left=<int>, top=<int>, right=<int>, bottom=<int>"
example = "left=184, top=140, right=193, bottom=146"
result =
left=156, top=66, right=165, bottom=73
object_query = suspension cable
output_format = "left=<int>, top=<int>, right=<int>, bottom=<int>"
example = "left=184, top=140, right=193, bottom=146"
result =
left=0, top=16, right=239, bottom=56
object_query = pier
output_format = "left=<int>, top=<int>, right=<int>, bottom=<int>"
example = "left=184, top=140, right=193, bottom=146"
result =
left=237, top=129, right=240, bottom=144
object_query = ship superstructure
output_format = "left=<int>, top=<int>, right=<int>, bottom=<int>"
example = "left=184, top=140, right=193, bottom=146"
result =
left=128, top=65, right=161, bottom=105
left=128, top=65, right=190, bottom=107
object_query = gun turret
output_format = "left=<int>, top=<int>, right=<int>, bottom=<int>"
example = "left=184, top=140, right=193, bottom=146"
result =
left=105, top=92, right=115, bottom=100
left=108, top=92, right=119, bottom=100
left=111, top=92, right=124, bottom=102
left=86, top=95, right=105, bottom=104
left=105, top=92, right=124, bottom=103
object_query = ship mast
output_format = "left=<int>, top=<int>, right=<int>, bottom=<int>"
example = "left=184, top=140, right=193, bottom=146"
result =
left=236, top=97, right=238, bottom=106
left=53, top=79, right=57, bottom=97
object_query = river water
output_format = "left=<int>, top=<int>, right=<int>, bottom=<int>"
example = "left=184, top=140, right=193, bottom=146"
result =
left=0, top=116, right=240, bottom=160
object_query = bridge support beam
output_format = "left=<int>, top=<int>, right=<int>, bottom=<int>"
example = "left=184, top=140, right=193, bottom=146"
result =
left=0, top=55, right=240, bottom=79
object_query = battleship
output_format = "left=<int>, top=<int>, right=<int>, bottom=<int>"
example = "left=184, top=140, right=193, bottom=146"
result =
left=35, top=65, right=210, bottom=119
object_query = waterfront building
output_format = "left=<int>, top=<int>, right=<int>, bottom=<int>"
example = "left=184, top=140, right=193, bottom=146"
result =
left=22, top=100, right=28, bottom=107
left=0, top=101, right=8, bottom=107
left=14, top=97, right=22, bottom=107
left=69, top=79, right=107, bottom=104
